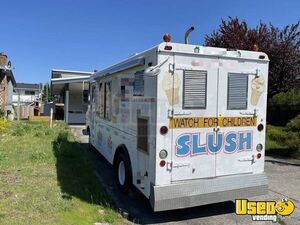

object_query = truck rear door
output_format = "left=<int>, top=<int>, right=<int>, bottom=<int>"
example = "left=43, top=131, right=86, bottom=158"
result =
left=170, top=56, right=218, bottom=181
left=216, top=59, right=260, bottom=176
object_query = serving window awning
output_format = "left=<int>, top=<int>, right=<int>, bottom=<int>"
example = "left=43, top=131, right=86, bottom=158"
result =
left=93, top=57, right=145, bottom=79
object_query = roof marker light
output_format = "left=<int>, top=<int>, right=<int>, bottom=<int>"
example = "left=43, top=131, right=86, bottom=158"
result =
left=163, top=34, right=171, bottom=42
left=252, top=44, right=259, bottom=51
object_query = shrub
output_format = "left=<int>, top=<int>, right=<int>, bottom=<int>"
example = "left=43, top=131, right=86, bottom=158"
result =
left=267, top=126, right=289, bottom=144
left=285, top=136, right=300, bottom=152
left=269, top=88, right=300, bottom=107
left=267, top=115, right=300, bottom=157
left=0, top=118, right=9, bottom=133
left=286, top=114, right=300, bottom=132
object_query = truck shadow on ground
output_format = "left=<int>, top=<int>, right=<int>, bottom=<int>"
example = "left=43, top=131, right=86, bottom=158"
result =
left=53, top=130, right=235, bottom=224
left=52, top=131, right=114, bottom=208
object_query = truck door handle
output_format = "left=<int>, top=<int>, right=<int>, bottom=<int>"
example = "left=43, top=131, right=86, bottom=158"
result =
left=172, top=162, right=191, bottom=168
left=238, top=155, right=256, bottom=164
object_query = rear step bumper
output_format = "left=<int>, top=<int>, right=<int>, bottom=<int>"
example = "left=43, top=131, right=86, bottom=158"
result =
left=150, top=173, right=268, bottom=211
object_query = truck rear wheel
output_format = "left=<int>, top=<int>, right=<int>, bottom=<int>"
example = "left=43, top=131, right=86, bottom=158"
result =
left=88, top=128, right=95, bottom=151
left=114, top=153, right=132, bottom=193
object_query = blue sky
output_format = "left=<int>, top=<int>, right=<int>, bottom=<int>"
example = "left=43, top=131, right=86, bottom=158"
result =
left=1, top=0, right=299, bottom=84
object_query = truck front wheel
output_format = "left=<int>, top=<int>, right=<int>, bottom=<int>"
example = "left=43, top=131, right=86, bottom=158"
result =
left=114, top=153, right=132, bottom=193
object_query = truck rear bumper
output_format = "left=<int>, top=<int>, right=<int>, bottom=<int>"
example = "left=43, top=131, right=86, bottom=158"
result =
left=150, top=173, right=268, bottom=211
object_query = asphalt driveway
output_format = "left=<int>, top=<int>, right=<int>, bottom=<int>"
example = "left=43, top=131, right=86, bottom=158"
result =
left=71, top=126, right=300, bottom=225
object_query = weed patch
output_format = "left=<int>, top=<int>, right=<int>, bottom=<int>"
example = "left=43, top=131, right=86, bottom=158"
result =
left=0, top=121, right=123, bottom=225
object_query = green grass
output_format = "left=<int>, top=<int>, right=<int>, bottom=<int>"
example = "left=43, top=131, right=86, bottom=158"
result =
left=0, top=121, right=123, bottom=225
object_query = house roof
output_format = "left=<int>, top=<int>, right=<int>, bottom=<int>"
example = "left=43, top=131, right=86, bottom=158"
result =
left=15, top=83, right=41, bottom=90
left=51, top=76, right=90, bottom=85
left=51, top=69, right=92, bottom=79
left=50, top=69, right=91, bottom=95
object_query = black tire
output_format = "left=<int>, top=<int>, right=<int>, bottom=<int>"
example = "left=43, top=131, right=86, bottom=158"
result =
left=114, top=153, right=132, bottom=194
left=88, top=131, right=95, bottom=151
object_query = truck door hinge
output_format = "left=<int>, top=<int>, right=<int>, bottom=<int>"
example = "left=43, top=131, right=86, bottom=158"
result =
left=168, top=109, right=174, bottom=118
left=169, top=63, right=175, bottom=73
left=167, top=161, right=173, bottom=171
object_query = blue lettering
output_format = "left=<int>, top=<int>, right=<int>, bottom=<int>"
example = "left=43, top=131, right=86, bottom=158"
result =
left=225, top=133, right=237, bottom=153
left=176, top=135, right=190, bottom=156
left=207, top=133, right=223, bottom=154
left=192, top=134, right=206, bottom=154
left=239, top=132, right=252, bottom=150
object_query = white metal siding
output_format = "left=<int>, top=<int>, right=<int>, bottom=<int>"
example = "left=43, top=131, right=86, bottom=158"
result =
left=183, top=70, right=207, bottom=109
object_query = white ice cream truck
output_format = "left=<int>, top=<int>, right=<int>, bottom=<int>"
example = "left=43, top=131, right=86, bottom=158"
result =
left=87, top=31, right=269, bottom=211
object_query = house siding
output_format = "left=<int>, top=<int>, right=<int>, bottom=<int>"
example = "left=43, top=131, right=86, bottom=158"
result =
left=0, top=73, right=8, bottom=110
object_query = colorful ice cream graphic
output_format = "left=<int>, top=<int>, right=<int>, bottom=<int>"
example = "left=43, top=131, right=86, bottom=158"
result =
left=251, top=76, right=265, bottom=106
left=162, top=72, right=180, bottom=105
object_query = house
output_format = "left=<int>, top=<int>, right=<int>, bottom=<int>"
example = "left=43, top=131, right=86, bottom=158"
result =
left=13, top=83, right=42, bottom=106
left=50, top=69, right=91, bottom=124
left=0, top=53, right=16, bottom=118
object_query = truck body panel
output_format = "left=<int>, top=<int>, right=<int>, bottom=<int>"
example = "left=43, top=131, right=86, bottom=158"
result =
left=88, top=42, right=269, bottom=211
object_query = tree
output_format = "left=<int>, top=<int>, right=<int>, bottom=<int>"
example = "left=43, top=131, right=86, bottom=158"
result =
left=205, top=17, right=300, bottom=97
left=42, top=83, right=54, bottom=103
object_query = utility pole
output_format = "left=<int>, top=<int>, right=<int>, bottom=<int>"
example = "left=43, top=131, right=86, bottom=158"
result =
left=46, top=83, right=48, bottom=103
left=17, top=90, right=20, bottom=121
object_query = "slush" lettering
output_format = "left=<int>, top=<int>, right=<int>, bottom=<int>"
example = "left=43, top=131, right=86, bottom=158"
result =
left=175, top=131, right=252, bottom=156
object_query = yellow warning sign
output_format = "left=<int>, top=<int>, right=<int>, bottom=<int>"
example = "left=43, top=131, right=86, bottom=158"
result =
left=169, top=117, right=257, bottom=129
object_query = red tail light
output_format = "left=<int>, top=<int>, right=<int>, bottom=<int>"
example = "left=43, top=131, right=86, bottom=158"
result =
left=160, top=160, right=166, bottom=167
left=160, top=126, right=168, bottom=135
left=257, top=124, right=264, bottom=132
left=257, top=153, right=262, bottom=159
left=164, top=45, right=172, bottom=50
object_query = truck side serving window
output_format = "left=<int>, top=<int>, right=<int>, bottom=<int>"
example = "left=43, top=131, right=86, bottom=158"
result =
left=183, top=70, right=207, bottom=109
left=227, top=73, right=248, bottom=110
left=104, top=82, right=112, bottom=121
left=137, top=117, right=148, bottom=153
left=98, top=83, right=104, bottom=118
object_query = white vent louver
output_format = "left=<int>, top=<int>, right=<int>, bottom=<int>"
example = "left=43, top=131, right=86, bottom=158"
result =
left=227, top=73, right=248, bottom=109
left=183, top=70, right=207, bottom=109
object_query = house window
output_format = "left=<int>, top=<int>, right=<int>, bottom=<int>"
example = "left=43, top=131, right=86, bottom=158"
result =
left=227, top=73, right=248, bottom=109
left=183, top=70, right=207, bottom=109
left=25, top=90, right=35, bottom=95
left=82, top=90, right=89, bottom=104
